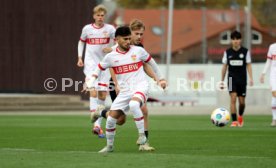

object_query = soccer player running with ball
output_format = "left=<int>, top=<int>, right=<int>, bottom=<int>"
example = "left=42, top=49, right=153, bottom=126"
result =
left=85, top=26, right=166, bottom=153
left=77, top=5, right=115, bottom=138
left=97, top=19, right=164, bottom=151
left=260, top=43, right=276, bottom=127
left=220, top=30, right=253, bottom=127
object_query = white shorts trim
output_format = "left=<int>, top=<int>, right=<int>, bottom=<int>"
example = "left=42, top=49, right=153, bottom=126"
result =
left=270, top=77, right=276, bottom=91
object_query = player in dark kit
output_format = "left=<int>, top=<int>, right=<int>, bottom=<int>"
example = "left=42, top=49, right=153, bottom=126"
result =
left=221, top=30, right=254, bottom=127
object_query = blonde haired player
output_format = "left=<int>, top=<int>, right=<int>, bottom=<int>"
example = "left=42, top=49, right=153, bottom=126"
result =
left=260, top=43, right=276, bottom=126
left=77, top=4, right=115, bottom=137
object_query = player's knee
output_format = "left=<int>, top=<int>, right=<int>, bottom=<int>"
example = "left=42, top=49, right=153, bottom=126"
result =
left=129, top=100, right=140, bottom=111
left=141, top=105, right=148, bottom=116
left=240, top=103, right=245, bottom=108
left=98, top=94, right=106, bottom=100
left=116, top=116, right=126, bottom=125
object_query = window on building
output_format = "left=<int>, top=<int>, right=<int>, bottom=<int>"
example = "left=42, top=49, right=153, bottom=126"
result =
left=219, top=31, right=231, bottom=45
left=251, top=30, right=262, bottom=44
left=151, top=26, right=163, bottom=36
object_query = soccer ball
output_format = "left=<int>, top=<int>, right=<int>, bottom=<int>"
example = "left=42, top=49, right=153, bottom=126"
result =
left=211, top=108, right=230, bottom=127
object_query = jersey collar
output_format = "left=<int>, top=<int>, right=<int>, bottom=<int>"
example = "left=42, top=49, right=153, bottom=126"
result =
left=92, top=23, right=104, bottom=29
left=116, top=46, right=130, bottom=54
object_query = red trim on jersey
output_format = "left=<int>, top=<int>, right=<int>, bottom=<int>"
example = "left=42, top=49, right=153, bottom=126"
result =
left=80, top=38, right=86, bottom=42
left=135, top=92, right=146, bottom=103
left=106, top=128, right=116, bottom=132
left=272, top=107, right=276, bottom=110
left=116, top=47, right=130, bottom=54
left=112, top=61, right=143, bottom=74
left=98, top=64, right=105, bottom=70
left=90, top=109, right=96, bottom=113
left=134, top=116, right=144, bottom=121
left=267, top=56, right=272, bottom=60
left=86, top=38, right=110, bottom=45
left=145, top=55, right=152, bottom=63
left=98, top=83, right=108, bottom=87
left=92, top=23, right=104, bottom=29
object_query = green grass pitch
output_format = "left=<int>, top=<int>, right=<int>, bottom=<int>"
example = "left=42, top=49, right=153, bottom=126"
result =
left=0, top=114, right=276, bottom=168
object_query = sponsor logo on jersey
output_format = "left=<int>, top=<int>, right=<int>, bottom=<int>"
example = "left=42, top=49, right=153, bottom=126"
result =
left=239, top=53, right=244, bottom=58
left=131, top=55, right=137, bottom=61
left=230, top=60, right=243, bottom=66
left=112, top=61, right=143, bottom=74
left=86, top=38, right=110, bottom=45
left=103, top=31, right=109, bottom=37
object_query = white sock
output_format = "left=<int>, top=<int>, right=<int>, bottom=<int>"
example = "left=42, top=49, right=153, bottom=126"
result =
left=129, top=100, right=144, bottom=134
left=106, top=116, right=117, bottom=147
left=97, top=99, right=105, bottom=105
left=90, top=97, right=101, bottom=127
left=89, top=97, right=98, bottom=113
left=94, top=99, right=105, bottom=127
left=272, top=97, right=276, bottom=120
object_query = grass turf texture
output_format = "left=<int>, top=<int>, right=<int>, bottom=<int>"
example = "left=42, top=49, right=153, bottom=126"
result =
left=0, top=115, right=275, bottom=168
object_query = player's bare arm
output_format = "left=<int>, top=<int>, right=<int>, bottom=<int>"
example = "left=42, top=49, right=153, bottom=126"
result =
left=220, top=64, right=227, bottom=89
left=145, top=58, right=167, bottom=90
left=143, top=63, right=158, bottom=81
left=77, top=40, right=85, bottom=67
left=247, top=63, right=253, bottom=86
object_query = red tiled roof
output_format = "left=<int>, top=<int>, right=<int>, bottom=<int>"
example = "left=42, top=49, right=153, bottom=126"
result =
left=116, top=9, right=265, bottom=55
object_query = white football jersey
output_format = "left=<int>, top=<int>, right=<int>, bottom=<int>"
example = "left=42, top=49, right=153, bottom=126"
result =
left=98, top=45, right=151, bottom=92
left=267, top=43, right=276, bottom=72
left=267, top=43, right=276, bottom=91
left=80, top=23, right=115, bottom=67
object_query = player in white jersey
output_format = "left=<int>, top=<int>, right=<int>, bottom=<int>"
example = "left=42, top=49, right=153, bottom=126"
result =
left=94, top=19, right=163, bottom=151
left=77, top=5, right=115, bottom=137
left=260, top=43, right=276, bottom=126
left=85, top=26, right=166, bottom=153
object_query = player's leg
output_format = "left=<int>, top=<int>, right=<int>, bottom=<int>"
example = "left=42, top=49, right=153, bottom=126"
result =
left=139, top=104, right=155, bottom=151
left=98, top=110, right=123, bottom=153
left=237, top=96, right=245, bottom=127
left=108, top=78, right=126, bottom=125
left=93, top=71, right=110, bottom=137
left=229, top=92, right=238, bottom=127
left=129, top=97, right=147, bottom=146
left=99, top=92, right=130, bottom=153
left=141, top=105, right=149, bottom=137
left=84, top=65, right=104, bottom=137
left=271, top=91, right=276, bottom=127
left=92, top=106, right=127, bottom=125
left=237, top=84, right=246, bottom=127
left=89, top=89, right=105, bottom=137
left=93, top=90, right=107, bottom=129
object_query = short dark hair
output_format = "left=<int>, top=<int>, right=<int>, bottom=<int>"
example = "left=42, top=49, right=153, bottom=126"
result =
left=231, top=30, right=242, bottom=39
left=115, top=26, right=131, bottom=37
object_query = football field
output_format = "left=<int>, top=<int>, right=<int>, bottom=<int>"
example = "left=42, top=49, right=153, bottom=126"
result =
left=0, top=114, right=275, bottom=168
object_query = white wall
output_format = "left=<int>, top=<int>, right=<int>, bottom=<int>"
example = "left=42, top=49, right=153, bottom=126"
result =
left=149, top=63, right=271, bottom=106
